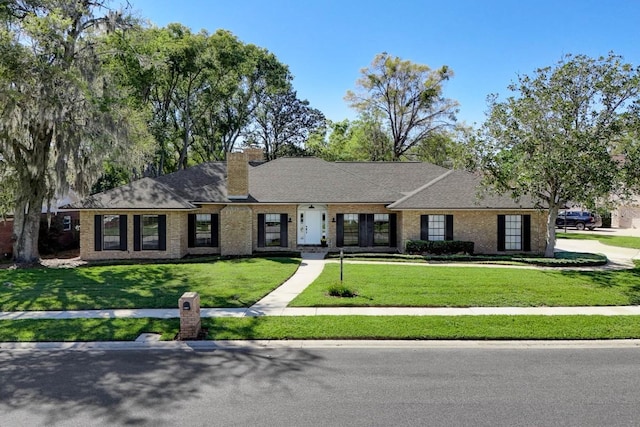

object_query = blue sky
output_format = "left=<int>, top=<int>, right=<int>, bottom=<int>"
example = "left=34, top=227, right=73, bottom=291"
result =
left=125, top=0, right=640, bottom=127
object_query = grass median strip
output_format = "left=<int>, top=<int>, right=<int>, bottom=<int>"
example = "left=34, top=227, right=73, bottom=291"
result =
left=2, top=316, right=640, bottom=341
left=557, top=232, right=640, bottom=249
left=0, top=258, right=300, bottom=311
left=290, top=263, right=640, bottom=307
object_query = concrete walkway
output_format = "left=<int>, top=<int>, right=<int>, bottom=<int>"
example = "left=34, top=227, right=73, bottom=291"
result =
left=2, top=248, right=640, bottom=321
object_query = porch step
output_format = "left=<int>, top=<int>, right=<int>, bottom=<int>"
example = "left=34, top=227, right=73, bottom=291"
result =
left=296, top=246, right=329, bottom=254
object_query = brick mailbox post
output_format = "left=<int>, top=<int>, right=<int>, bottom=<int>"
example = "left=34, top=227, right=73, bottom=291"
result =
left=179, top=292, right=201, bottom=340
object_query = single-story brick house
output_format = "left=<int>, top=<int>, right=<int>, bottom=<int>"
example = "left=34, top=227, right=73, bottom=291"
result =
left=69, top=149, right=547, bottom=260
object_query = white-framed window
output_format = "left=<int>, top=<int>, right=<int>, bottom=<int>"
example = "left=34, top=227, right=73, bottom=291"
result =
left=103, top=215, right=121, bottom=251
left=142, top=215, right=159, bottom=250
left=343, top=214, right=359, bottom=246
left=63, top=215, right=72, bottom=231
left=374, top=214, right=389, bottom=246
left=505, top=215, right=522, bottom=250
left=428, top=214, right=446, bottom=241
left=195, top=214, right=212, bottom=247
left=265, top=213, right=281, bottom=247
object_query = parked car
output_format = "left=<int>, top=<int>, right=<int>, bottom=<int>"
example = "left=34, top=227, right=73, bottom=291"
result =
left=556, top=210, right=602, bottom=230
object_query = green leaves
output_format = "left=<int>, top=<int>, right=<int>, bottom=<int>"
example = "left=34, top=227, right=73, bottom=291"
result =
left=346, top=52, right=458, bottom=160
left=477, top=53, right=640, bottom=256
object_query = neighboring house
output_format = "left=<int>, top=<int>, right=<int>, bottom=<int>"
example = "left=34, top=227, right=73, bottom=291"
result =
left=611, top=195, right=640, bottom=229
left=68, top=149, right=547, bottom=260
left=0, top=195, right=81, bottom=258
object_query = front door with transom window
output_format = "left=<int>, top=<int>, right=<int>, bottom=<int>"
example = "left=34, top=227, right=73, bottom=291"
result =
left=297, top=205, right=327, bottom=245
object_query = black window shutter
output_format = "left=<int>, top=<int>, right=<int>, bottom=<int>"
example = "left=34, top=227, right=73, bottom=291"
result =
left=211, top=214, right=219, bottom=247
left=445, top=215, right=454, bottom=241
left=367, top=214, right=374, bottom=246
left=158, top=215, right=167, bottom=251
left=257, top=213, right=265, bottom=247
left=336, top=214, right=344, bottom=247
left=119, top=215, right=127, bottom=251
left=389, top=213, right=397, bottom=247
left=133, top=215, right=141, bottom=251
left=358, top=214, right=368, bottom=247
left=94, top=215, right=102, bottom=252
left=420, top=215, right=429, bottom=241
left=188, top=214, right=195, bottom=248
left=522, top=214, right=531, bottom=251
left=280, top=213, right=288, bottom=247
left=497, top=215, right=506, bottom=251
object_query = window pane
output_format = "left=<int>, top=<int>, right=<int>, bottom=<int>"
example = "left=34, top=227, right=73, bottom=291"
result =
left=195, top=214, right=212, bottom=247
left=374, top=213, right=389, bottom=246
left=343, top=214, right=359, bottom=246
left=103, top=215, right=120, bottom=251
left=505, top=215, right=522, bottom=250
left=265, top=213, right=281, bottom=247
left=428, top=215, right=446, bottom=241
left=142, top=215, right=159, bottom=250
left=63, top=216, right=72, bottom=231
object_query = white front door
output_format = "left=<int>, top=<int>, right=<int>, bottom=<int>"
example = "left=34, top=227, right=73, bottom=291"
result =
left=297, top=208, right=326, bottom=245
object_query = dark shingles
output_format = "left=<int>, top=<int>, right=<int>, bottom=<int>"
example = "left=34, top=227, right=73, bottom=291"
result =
left=71, top=162, right=228, bottom=209
left=388, top=170, right=539, bottom=209
left=154, top=162, right=227, bottom=202
left=71, top=178, right=196, bottom=209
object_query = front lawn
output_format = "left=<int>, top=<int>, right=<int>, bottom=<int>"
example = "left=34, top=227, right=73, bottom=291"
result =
left=557, top=231, right=640, bottom=249
left=0, top=258, right=300, bottom=311
left=290, top=263, right=640, bottom=307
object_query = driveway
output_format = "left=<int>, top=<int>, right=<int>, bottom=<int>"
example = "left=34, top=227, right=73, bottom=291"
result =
left=555, top=228, right=640, bottom=268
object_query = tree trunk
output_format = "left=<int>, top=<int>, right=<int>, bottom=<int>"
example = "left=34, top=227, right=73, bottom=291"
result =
left=12, top=191, right=45, bottom=264
left=545, top=204, right=559, bottom=258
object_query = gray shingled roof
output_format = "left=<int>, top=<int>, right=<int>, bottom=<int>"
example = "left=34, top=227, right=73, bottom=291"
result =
left=249, top=158, right=398, bottom=203
left=71, top=178, right=196, bottom=209
left=388, top=170, right=538, bottom=209
left=70, top=162, right=227, bottom=209
left=71, top=157, right=537, bottom=210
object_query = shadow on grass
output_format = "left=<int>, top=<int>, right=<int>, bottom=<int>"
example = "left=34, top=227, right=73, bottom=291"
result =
left=0, top=340, right=325, bottom=425
left=0, top=258, right=300, bottom=311
left=559, top=267, right=640, bottom=304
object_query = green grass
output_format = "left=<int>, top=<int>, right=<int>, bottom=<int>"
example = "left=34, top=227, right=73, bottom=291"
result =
left=290, top=263, right=640, bottom=307
left=0, top=318, right=179, bottom=341
left=557, top=231, right=640, bottom=249
left=3, top=316, right=640, bottom=341
left=203, top=316, right=640, bottom=340
left=329, top=251, right=607, bottom=267
left=0, top=258, right=300, bottom=311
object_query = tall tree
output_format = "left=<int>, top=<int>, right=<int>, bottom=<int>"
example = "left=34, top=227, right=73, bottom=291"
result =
left=0, top=0, right=144, bottom=263
left=306, top=118, right=392, bottom=162
left=243, top=89, right=325, bottom=160
left=345, top=52, right=458, bottom=160
left=475, top=53, right=640, bottom=257
left=109, top=26, right=291, bottom=171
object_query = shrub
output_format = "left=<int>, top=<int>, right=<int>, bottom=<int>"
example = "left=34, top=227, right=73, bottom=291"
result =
left=405, top=240, right=474, bottom=255
left=327, top=284, right=358, bottom=298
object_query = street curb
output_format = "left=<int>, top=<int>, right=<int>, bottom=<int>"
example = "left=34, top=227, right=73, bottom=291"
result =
left=2, top=339, right=640, bottom=352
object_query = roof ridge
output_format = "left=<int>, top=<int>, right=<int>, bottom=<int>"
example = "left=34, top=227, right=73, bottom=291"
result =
left=387, top=169, right=454, bottom=209
left=328, top=161, right=407, bottom=199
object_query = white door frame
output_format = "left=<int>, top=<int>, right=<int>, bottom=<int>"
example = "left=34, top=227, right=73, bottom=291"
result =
left=297, top=204, right=328, bottom=245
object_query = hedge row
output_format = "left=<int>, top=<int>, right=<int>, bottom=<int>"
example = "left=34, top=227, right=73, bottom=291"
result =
left=405, top=240, right=475, bottom=255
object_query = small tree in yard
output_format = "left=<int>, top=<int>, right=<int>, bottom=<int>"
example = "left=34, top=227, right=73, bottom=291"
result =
left=475, top=53, right=640, bottom=257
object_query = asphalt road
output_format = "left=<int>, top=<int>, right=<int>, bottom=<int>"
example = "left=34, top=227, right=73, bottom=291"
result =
left=1, top=346, right=639, bottom=426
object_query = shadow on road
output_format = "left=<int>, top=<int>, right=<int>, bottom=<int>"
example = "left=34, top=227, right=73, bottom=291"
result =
left=0, top=347, right=326, bottom=425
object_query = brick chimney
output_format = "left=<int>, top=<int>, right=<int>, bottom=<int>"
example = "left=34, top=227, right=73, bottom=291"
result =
left=244, top=147, right=264, bottom=162
left=227, top=152, right=249, bottom=199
